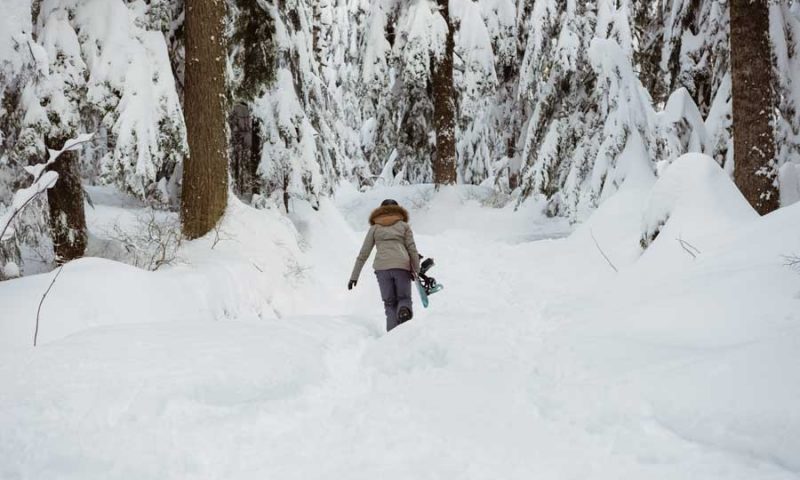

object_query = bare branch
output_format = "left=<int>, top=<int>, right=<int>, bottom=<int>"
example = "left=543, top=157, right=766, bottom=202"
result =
left=211, top=220, right=235, bottom=249
left=34, top=264, right=64, bottom=347
left=676, top=236, right=701, bottom=259
left=590, top=229, right=618, bottom=273
left=105, top=210, right=182, bottom=271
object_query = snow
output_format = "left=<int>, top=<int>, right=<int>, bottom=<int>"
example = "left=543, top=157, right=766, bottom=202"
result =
left=0, top=133, right=93, bottom=243
left=1, top=180, right=799, bottom=478
left=4, top=1, right=800, bottom=474
left=640, top=154, right=757, bottom=255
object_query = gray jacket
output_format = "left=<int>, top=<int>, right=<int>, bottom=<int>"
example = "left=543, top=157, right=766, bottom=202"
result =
left=350, top=205, right=421, bottom=281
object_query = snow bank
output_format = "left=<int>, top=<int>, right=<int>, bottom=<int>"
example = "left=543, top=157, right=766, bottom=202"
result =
left=0, top=195, right=307, bottom=347
left=641, top=153, right=757, bottom=252
left=1, top=184, right=798, bottom=478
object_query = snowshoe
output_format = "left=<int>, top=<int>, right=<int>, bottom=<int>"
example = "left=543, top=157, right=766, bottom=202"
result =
left=415, top=257, right=444, bottom=308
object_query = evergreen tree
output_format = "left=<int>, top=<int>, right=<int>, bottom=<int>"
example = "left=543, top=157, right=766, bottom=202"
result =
left=45, top=134, right=87, bottom=262
left=181, top=0, right=229, bottom=238
left=770, top=2, right=800, bottom=206
left=35, top=2, right=88, bottom=261
left=431, top=0, right=456, bottom=185
left=228, top=0, right=275, bottom=199
left=730, top=0, right=779, bottom=215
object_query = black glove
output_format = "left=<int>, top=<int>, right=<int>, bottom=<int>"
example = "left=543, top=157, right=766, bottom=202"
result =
left=348, top=279, right=357, bottom=290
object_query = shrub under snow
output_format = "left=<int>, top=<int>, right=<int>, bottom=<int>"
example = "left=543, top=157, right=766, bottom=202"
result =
left=641, top=153, right=758, bottom=250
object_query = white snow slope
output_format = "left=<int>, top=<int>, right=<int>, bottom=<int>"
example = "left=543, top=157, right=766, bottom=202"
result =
left=1, top=157, right=799, bottom=479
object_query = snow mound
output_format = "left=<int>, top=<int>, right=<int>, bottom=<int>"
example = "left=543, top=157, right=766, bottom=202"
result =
left=641, top=154, right=757, bottom=250
left=0, top=196, right=307, bottom=347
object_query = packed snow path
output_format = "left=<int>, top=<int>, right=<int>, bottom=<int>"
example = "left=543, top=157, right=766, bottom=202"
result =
left=1, top=185, right=799, bottom=479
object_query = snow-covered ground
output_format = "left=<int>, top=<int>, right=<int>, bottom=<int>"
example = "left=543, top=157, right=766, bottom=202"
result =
left=1, top=158, right=799, bottom=479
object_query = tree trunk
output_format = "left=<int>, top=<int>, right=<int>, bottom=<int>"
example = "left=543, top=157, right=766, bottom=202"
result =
left=507, top=137, right=519, bottom=190
left=45, top=135, right=87, bottom=263
left=431, top=0, right=456, bottom=185
left=730, top=0, right=779, bottom=215
left=229, top=103, right=257, bottom=198
left=182, top=0, right=229, bottom=239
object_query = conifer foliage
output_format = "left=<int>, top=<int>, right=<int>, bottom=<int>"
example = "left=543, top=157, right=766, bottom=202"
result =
left=3, top=0, right=800, bottom=277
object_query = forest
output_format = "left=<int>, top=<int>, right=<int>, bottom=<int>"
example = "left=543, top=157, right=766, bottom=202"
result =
left=1, top=0, right=799, bottom=274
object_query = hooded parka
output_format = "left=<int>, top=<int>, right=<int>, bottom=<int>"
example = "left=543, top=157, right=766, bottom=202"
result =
left=349, top=204, right=421, bottom=282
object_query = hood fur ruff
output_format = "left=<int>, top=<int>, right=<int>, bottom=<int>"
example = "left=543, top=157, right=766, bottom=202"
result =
left=369, top=205, right=409, bottom=226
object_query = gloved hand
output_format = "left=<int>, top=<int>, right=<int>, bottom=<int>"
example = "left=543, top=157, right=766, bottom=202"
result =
left=348, top=279, right=357, bottom=290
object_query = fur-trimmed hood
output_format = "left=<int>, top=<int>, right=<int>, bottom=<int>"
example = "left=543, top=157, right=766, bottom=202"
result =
left=369, top=204, right=409, bottom=226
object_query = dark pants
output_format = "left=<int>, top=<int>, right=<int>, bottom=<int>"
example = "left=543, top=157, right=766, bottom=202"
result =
left=375, top=269, right=413, bottom=331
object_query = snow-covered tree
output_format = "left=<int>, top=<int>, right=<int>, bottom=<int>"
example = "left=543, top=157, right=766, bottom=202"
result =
left=387, top=0, right=444, bottom=184
left=658, top=0, right=730, bottom=116
left=770, top=1, right=800, bottom=206
left=38, top=0, right=187, bottom=204
left=228, top=0, right=370, bottom=210
left=0, top=0, right=39, bottom=276
left=451, top=0, right=502, bottom=185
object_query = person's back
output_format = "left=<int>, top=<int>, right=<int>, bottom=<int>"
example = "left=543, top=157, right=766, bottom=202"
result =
left=369, top=205, right=416, bottom=273
left=348, top=200, right=421, bottom=331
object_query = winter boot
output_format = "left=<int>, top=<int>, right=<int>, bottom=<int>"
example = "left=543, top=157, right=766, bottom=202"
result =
left=398, top=306, right=413, bottom=323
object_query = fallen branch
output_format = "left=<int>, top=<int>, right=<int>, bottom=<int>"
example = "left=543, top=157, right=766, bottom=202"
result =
left=676, top=236, right=701, bottom=259
left=210, top=221, right=237, bottom=250
left=590, top=229, right=618, bottom=273
left=34, top=264, right=64, bottom=347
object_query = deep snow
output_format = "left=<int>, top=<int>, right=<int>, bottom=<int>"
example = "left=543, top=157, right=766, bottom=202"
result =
left=1, top=161, right=799, bottom=479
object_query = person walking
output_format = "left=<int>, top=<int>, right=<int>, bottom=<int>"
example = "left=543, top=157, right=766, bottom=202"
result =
left=348, top=199, right=421, bottom=331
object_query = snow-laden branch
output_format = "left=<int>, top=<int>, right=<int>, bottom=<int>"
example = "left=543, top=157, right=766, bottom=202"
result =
left=0, top=133, right=94, bottom=243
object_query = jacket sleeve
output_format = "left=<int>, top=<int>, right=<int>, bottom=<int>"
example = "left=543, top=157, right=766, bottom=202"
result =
left=350, top=226, right=376, bottom=281
left=404, top=224, right=421, bottom=273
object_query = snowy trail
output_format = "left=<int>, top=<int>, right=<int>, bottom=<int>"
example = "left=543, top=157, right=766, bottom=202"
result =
left=1, top=186, right=799, bottom=479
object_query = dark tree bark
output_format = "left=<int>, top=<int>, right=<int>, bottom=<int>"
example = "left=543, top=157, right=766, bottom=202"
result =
left=182, top=0, right=229, bottom=239
left=632, top=0, right=666, bottom=106
left=431, top=0, right=456, bottom=185
left=507, top=137, right=519, bottom=190
left=730, top=0, right=780, bottom=215
left=45, top=135, right=87, bottom=263
left=229, top=103, right=261, bottom=199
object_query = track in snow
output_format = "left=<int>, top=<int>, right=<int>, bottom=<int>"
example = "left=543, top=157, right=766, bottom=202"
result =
left=1, top=188, right=797, bottom=480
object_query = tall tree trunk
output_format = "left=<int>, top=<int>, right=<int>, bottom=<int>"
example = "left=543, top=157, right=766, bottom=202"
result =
left=228, top=103, right=261, bottom=199
left=182, top=0, right=229, bottom=239
left=431, top=0, right=456, bottom=185
left=45, top=135, right=87, bottom=263
left=730, top=0, right=779, bottom=215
